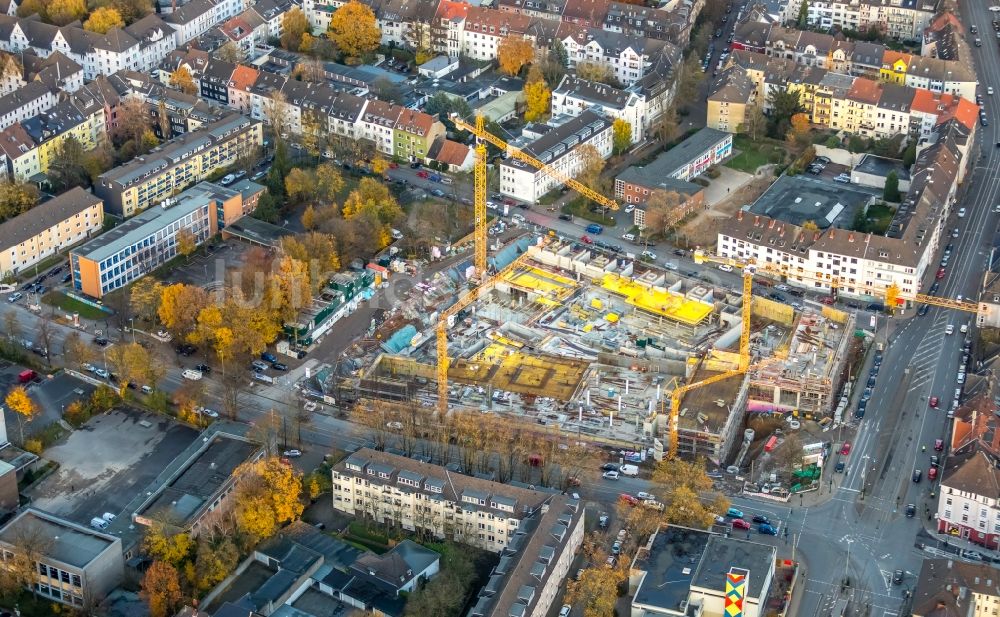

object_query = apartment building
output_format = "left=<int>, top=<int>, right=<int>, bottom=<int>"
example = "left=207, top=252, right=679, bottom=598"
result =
left=499, top=110, right=613, bottom=203
left=716, top=124, right=965, bottom=303
left=393, top=107, right=444, bottom=162
left=560, top=27, right=678, bottom=87
left=95, top=114, right=262, bottom=217
left=911, top=559, right=1000, bottom=617
left=705, top=66, right=755, bottom=132
left=551, top=75, right=647, bottom=142
left=936, top=450, right=1000, bottom=550
left=0, top=509, right=124, bottom=609
left=741, top=23, right=976, bottom=97
left=163, top=0, right=244, bottom=44
left=804, top=0, right=937, bottom=40
left=722, top=50, right=976, bottom=141
left=460, top=7, right=548, bottom=62
left=0, top=80, right=57, bottom=133
left=72, top=182, right=250, bottom=297
left=0, top=187, right=102, bottom=277
left=332, top=448, right=585, bottom=617
left=0, top=13, right=177, bottom=81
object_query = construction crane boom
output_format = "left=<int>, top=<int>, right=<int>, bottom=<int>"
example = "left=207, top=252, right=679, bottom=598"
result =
left=451, top=115, right=620, bottom=212
left=436, top=251, right=534, bottom=415
left=473, top=116, right=487, bottom=275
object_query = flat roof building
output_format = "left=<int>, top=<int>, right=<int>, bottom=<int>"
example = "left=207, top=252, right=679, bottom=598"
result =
left=632, top=525, right=776, bottom=617
left=747, top=174, right=877, bottom=229
left=70, top=181, right=249, bottom=298
left=94, top=114, right=263, bottom=217
left=0, top=509, right=124, bottom=609
left=132, top=432, right=261, bottom=535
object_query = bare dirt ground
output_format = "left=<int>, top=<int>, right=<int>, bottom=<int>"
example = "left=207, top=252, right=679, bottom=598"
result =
left=679, top=171, right=776, bottom=247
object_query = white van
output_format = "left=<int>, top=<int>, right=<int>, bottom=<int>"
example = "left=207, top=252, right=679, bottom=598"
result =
left=620, top=464, right=639, bottom=476
left=182, top=369, right=203, bottom=380
left=90, top=517, right=109, bottom=530
left=141, top=385, right=153, bottom=394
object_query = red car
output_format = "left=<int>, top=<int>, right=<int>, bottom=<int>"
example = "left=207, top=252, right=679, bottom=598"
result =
left=935, top=439, right=944, bottom=451
left=928, top=467, right=938, bottom=480
left=580, top=235, right=593, bottom=244
left=389, top=162, right=398, bottom=169
left=929, top=396, right=939, bottom=408
left=937, top=268, right=946, bottom=279
left=820, top=296, right=835, bottom=305
left=840, top=442, right=851, bottom=455
left=619, top=494, right=639, bottom=506
left=416, top=170, right=429, bottom=178
left=732, top=518, right=751, bottom=530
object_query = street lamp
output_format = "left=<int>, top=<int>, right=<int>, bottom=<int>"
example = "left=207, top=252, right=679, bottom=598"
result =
left=129, top=318, right=135, bottom=344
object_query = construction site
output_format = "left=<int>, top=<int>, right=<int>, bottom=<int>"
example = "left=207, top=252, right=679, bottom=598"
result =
left=333, top=235, right=857, bottom=465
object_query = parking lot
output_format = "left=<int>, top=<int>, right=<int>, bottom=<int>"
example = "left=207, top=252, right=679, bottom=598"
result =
left=25, top=407, right=198, bottom=525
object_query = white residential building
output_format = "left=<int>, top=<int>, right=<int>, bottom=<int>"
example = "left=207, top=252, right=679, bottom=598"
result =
left=499, top=110, right=613, bottom=203
left=551, top=75, right=647, bottom=143
left=560, top=28, right=674, bottom=87
left=936, top=451, right=1000, bottom=551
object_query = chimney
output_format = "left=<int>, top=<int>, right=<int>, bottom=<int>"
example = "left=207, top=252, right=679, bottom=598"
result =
left=768, top=219, right=775, bottom=229
left=737, top=210, right=744, bottom=221
left=779, top=225, right=785, bottom=237
left=848, top=232, right=854, bottom=242
left=829, top=229, right=834, bottom=239
left=754, top=215, right=760, bottom=225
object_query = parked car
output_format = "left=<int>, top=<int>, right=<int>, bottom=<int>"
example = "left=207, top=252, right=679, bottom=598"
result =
left=726, top=507, right=744, bottom=518
left=732, top=518, right=751, bottom=530
left=272, top=362, right=288, bottom=371
left=182, top=369, right=203, bottom=380
left=194, top=363, right=211, bottom=373
left=758, top=523, right=778, bottom=535
left=603, top=470, right=620, bottom=480
left=840, top=442, right=851, bottom=455
left=283, top=449, right=302, bottom=458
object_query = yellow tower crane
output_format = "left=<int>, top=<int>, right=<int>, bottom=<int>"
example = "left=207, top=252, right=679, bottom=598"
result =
left=436, top=115, right=619, bottom=416
left=664, top=249, right=981, bottom=459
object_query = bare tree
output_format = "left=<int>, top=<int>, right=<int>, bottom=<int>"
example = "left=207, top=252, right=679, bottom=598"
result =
left=4, top=309, right=18, bottom=340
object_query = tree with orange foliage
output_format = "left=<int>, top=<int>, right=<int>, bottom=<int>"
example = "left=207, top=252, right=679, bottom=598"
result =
left=497, top=36, right=534, bottom=76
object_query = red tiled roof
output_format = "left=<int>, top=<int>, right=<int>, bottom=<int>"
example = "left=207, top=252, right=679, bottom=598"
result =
left=562, top=0, right=610, bottom=24
left=435, top=0, right=468, bottom=21
left=435, top=138, right=471, bottom=165
left=943, top=97, right=979, bottom=131
left=221, top=16, right=253, bottom=40
left=395, top=108, right=433, bottom=135
left=463, top=5, right=533, bottom=34
left=228, top=64, right=259, bottom=91
left=847, top=77, right=882, bottom=104
left=882, top=50, right=911, bottom=68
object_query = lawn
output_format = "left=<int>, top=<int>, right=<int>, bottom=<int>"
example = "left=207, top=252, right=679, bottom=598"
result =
left=853, top=203, right=896, bottom=235
left=725, top=136, right=787, bottom=173
left=41, top=291, right=112, bottom=320
left=561, top=196, right=617, bottom=225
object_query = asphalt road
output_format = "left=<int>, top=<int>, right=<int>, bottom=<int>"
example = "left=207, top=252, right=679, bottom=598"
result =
left=756, top=5, right=1000, bottom=615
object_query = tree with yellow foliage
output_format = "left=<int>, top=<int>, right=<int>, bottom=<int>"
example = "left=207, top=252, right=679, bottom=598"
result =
left=269, top=256, right=312, bottom=323
left=280, top=232, right=341, bottom=278
left=342, top=177, right=402, bottom=224
left=232, top=456, right=304, bottom=541
left=5, top=386, right=37, bottom=444
left=193, top=536, right=239, bottom=592
left=611, top=118, right=632, bottom=155
left=284, top=168, right=314, bottom=203
left=280, top=6, right=309, bottom=51
left=130, top=277, right=164, bottom=324
left=158, top=283, right=209, bottom=338
left=301, top=204, right=317, bottom=231
left=371, top=157, right=389, bottom=175
left=83, top=6, right=124, bottom=33
left=328, top=0, right=380, bottom=59
left=169, top=66, right=197, bottom=95
left=143, top=521, right=193, bottom=567
left=567, top=564, right=621, bottom=617
left=523, top=67, right=550, bottom=122
left=299, top=32, right=315, bottom=54
left=140, top=561, right=183, bottom=617
left=175, top=227, right=197, bottom=261
left=497, top=36, right=534, bottom=76
left=47, top=0, right=86, bottom=25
